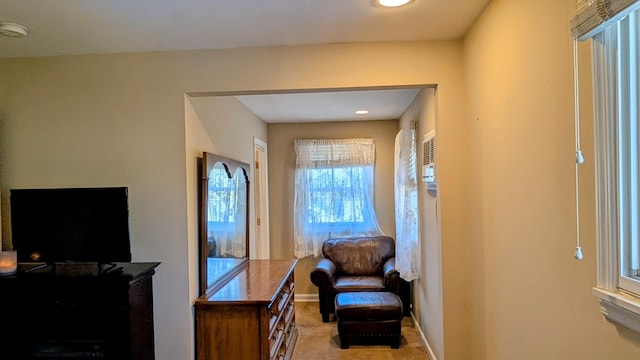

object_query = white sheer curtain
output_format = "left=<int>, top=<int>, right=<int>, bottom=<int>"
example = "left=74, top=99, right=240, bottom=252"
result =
left=207, top=165, right=247, bottom=258
left=293, top=138, right=384, bottom=258
left=394, top=125, right=421, bottom=281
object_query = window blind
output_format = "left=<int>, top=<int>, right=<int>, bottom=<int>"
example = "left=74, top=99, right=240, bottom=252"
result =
left=571, top=0, right=640, bottom=40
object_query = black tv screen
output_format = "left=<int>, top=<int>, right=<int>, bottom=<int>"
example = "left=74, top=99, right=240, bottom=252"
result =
left=10, top=187, right=132, bottom=263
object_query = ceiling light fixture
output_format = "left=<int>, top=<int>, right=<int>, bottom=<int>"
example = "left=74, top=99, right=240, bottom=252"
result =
left=355, top=110, right=369, bottom=115
left=377, top=0, right=414, bottom=8
left=0, top=21, right=29, bottom=38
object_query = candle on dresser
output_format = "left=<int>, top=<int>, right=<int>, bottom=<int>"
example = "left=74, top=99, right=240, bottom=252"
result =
left=0, top=250, right=17, bottom=275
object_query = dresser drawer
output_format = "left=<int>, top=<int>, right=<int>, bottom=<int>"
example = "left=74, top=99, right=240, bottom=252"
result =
left=269, top=326, right=285, bottom=360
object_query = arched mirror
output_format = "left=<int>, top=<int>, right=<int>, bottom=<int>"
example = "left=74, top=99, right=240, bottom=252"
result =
left=199, top=152, right=250, bottom=295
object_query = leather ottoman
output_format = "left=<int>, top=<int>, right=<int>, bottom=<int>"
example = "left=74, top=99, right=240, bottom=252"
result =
left=334, top=291, right=403, bottom=349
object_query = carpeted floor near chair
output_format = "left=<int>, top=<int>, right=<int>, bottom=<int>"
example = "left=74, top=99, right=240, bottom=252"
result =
left=292, top=302, right=430, bottom=360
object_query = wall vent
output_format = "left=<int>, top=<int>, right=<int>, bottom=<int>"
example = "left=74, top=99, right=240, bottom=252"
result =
left=422, top=131, right=436, bottom=190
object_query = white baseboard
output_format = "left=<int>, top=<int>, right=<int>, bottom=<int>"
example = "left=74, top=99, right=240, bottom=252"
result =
left=410, top=311, right=437, bottom=360
left=295, top=293, right=318, bottom=302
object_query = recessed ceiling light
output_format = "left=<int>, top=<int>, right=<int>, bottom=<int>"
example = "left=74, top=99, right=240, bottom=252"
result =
left=0, top=21, right=29, bottom=38
left=377, top=0, right=414, bottom=8
left=355, top=110, right=369, bottom=115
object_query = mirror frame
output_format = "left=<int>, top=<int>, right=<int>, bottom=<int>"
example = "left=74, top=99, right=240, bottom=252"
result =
left=199, top=152, right=250, bottom=295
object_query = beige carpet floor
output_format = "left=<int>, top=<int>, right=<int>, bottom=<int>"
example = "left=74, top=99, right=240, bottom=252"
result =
left=291, top=302, right=430, bottom=360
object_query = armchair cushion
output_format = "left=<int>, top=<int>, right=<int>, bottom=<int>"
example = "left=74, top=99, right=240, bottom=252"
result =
left=334, top=276, right=385, bottom=292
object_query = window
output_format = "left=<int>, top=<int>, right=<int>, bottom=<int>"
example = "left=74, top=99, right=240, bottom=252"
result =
left=304, top=167, right=367, bottom=225
left=617, top=11, right=640, bottom=297
left=293, top=139, right=383, bottom=258
left=581, top=2, right=640, bottom=332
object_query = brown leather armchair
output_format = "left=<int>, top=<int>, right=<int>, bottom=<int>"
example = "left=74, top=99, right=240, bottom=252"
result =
left=309, top=236, right=400, bottom=322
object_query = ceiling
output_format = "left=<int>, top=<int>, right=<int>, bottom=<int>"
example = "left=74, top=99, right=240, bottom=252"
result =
left=0, top=0, right=489, bottom=122
left=235, top=88, right=422, bottom=123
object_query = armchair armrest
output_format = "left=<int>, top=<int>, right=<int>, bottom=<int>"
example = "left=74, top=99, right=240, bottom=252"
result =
left=383, top=257, right=401, bottom=294
left=310, top=258, right=337, bottom=288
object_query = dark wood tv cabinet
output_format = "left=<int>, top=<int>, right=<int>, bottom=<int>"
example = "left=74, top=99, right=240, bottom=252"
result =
left=0, top=262, right=160, bottom=360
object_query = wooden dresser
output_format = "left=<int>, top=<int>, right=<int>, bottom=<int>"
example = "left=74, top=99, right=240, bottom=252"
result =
left=195, top=259, right=298, bottom=360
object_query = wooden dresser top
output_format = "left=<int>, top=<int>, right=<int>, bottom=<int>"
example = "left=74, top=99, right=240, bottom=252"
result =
left=195, top=259, right=297, bottom=306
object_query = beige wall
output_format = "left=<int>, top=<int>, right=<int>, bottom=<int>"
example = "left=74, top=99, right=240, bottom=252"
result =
left=0, top=54, right=194, bottom=359
left=399, top=88, right=445, bottom=359
left=464, top=0, right=640, bottom=359
left=186, top=95, right=268, bottom=260
left=184, top=95, right=267, bottom=357
left=267, top=120, right=398, bottom=296
left=0, top=41, right=466, bottom=360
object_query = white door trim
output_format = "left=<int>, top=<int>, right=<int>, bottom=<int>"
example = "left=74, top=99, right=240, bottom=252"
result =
left=254, top=137, right=270, bottom=259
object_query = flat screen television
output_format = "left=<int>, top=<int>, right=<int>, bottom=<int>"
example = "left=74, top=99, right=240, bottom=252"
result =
left=10, top=187, right=132, bottom=264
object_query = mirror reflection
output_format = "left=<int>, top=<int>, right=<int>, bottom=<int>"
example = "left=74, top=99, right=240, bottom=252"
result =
left=206, top=164, right=247, bottom=258
left=200, top=152, right=250, bottom=295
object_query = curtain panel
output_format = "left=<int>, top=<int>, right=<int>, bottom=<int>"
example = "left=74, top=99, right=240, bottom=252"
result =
left=394, top=126, right=421, bottom=281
